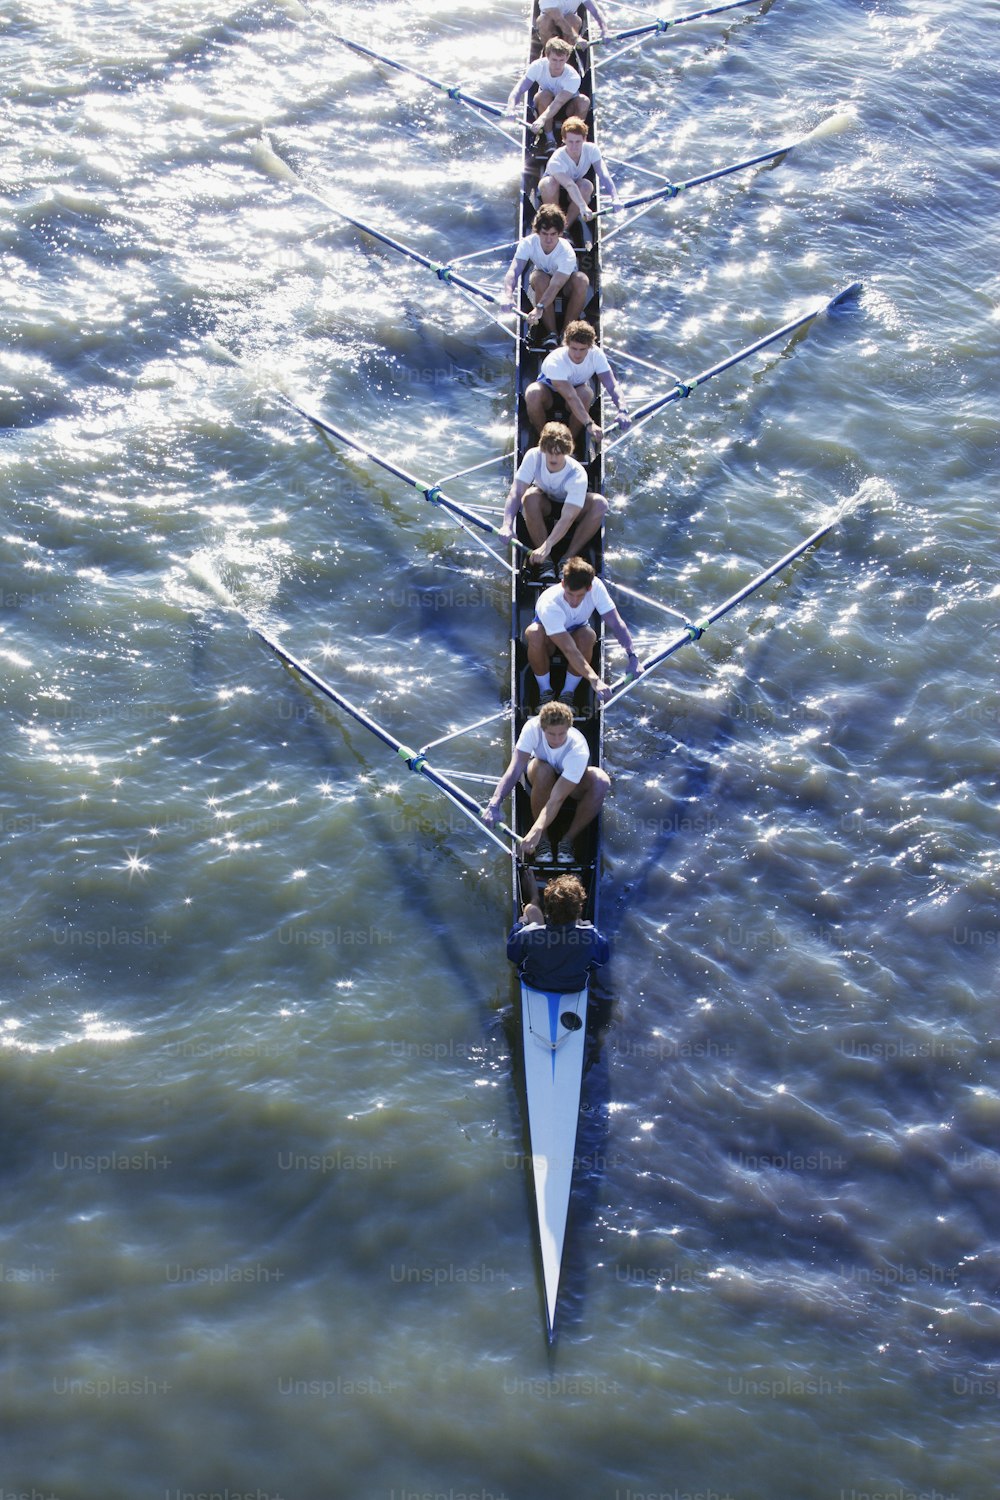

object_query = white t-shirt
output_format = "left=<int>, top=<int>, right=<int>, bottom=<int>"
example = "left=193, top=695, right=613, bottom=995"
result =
left=515, top=447, right=588, bottom=508
left=536, top=576, right=615, bottom=634
left=546, top=143, right=604, bottom=183
left=525, top=57, right=582, bottom=98
left=539, top=0, right=584, bottom=14
left=513, top=233, right=578, bottom=278
left=540, top=344, right=612, bottom=387
left=516, top=717, right=590, bottom=784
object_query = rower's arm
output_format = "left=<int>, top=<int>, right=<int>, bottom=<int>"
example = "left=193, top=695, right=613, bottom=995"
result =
left=536, top=89, right=577, bottom=130
left=533, top=268, right=570, bottom=318
left=599, top=605, right=642, bottom=671
left=525, top=773, right=578, bottom=842
left=552, top=377, right=597, bottom=433
left=549, top=626, right=599, bottom=688
left=584, top=0, right=611, bottom=39
left=502, top=254, right=529, bottom=306
left=505, top=75, right=530, bottom=113
left=597, top=368, right=629, bottom=423
left=550, top=171, right=590, bottom=216
left=594, top=159, right=619, bottom=202
left=499, top=479, right=528, bottom=540
left=532, top=500, right=581, bottom=559
left=484, top=748, right=530, bottom=823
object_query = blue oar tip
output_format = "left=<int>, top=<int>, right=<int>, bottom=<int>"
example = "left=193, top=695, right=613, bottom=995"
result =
left=830, top=281, right=863, bottom=309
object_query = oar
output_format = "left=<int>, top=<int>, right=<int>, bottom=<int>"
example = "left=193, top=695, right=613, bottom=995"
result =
left=189, top=561, right=519, bottom=857
left=599, top=141, right=792, bottom=222
left=601, top=516, right=836, bottom=710
left=324, top=31, right=506, bottom=119
left=601, top=111, right=856, bottom=233
left=254, top=137, right=512, bottom=316
left=605, top=281, right=862, bottom=453
left=608, top=0, right=767, bottom=44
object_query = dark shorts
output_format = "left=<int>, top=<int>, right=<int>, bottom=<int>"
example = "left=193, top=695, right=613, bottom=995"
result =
left=533, top=616, right=585, bottom=633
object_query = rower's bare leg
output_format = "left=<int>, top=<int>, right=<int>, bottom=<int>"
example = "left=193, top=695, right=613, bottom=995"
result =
left=524, top=381, right=555, bottom=437
left=526, top=758, right=559, bottom=821
left=531, top=88, right=555, bottom=135
left=563, top=378, right=596, bottom=440
left=524, top=620, right=555, bottom=679
left=537, top=14, right=584, bottom=49
left=563, top=491, right=608, bottom=555
left=528, top=269, right=558, bottom=335
left=563, top=269, right=592, bottom=326
left=539, top=175, right=589, bottom=232
left=518, top=863, right=542, bottom=919
left=520, top=487, right=553, bottom=549
left=563, top=766, right=610, bottom=844
left=538, top=174, right=578, bottom=232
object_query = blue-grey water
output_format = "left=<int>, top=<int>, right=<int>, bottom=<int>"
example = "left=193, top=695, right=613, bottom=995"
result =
left=1, top=0, right=998, bottom=1496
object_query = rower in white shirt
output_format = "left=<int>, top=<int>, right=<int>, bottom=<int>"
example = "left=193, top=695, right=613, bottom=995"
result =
left=525, top=555, right=643, bottom=707
left=504, top=38, right=591, bottom=141
left=482, top=699, right=608, bottom=861
left=539, top=116, right=620, bottom=231
left=499, top=421, right=608, bottom=579
left=524, top=319, right=631, bottom=445
left=501, top=205, right=592, bottom=342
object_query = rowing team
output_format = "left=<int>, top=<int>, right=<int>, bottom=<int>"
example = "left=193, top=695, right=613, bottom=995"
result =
left=483, top=7, right=639, bottom=976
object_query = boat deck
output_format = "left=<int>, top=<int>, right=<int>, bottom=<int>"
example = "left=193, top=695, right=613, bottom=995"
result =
left=509, top=5, right=606, bottom=925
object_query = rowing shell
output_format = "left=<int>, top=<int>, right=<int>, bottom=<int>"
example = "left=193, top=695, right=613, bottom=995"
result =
left=521, top=983, right=588, bottom=1337
left=511, top=2, right=605, bottom=1340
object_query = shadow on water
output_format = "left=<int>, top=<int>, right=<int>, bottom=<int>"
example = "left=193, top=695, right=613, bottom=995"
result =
left=193, top=611, right=497, bottom=1011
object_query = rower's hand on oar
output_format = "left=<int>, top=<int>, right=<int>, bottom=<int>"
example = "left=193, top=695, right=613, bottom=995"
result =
left=520, top=826, right=543, bottom=858
left=593, top=678, right=613, bottom=704
left=588, top=419, right=605, bottom=445
left=482, top=802, right=501, bottom=828
left=528, top=545, right=550, bottom=566
left=626, top=652, right=644, bottom=679
left=613, top=407, right=632, bottom=431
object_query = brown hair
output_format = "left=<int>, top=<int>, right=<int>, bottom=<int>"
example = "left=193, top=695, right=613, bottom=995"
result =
left=563, top=319, right=596, bottom=348
left=539, top=700, right=574, bottom=731
left=561, top=556, right=595, bottom=590
left=543, top=874, right=586, bottom=924
left=539, top=421, right=574, bottom=456
left=560, top=116, right=588, bottom=141
left=532, top=204, right=566, bottom=235
left=544, top=38, right=573, bottom=58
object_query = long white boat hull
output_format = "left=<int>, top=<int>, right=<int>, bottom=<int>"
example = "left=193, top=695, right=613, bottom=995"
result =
left=521, top=982, right=589, bottom=1339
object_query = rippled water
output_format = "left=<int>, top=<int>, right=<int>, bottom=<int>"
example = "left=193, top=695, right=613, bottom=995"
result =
left=2, top=1, right=999, bottom=1496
